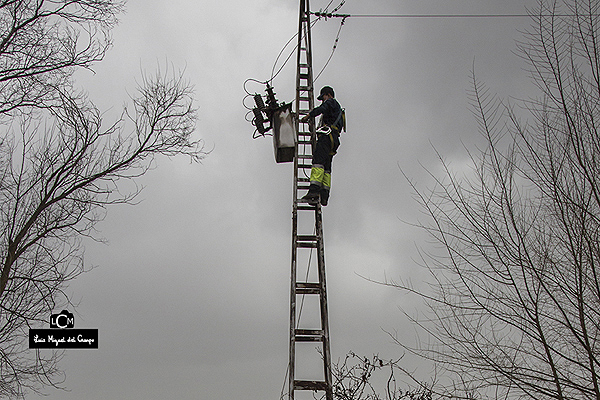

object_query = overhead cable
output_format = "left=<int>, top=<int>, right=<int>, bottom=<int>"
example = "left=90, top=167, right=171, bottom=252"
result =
left=269, top=1, right=348, bottom=85
left=311, top=11, right=597, bottom=19
left=269, top=19, right=319, bottom=83
left=314, top=15, right=346, bottom=83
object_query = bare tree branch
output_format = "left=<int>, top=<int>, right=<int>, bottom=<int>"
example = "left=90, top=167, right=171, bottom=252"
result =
left=0, top=1, right=207, bottom=397
left=392, top=1, right=600, bottom=399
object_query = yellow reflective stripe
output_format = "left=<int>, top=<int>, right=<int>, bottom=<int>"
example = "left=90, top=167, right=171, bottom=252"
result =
left=323, top=173, right=331, bottom=189
left=310, top=167, right=325, bottom=185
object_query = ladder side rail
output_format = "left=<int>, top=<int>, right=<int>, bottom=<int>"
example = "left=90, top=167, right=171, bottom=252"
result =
left=316, top=209, right=333, bottom=399
left=302, top=6, right=333, bottom=399
left=304, top=0, right=316, bottom=147
left=289, top=0, right=306, bottom=397
left=289, top=1, right=333, bottom=400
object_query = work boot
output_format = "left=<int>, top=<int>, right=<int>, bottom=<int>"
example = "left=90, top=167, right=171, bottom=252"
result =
left=301, top=191, right=319, bottom=204
left=320, top=190, right=329, bottom=206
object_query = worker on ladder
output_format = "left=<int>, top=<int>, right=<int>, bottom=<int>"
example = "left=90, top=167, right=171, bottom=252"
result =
left=300, top=86, right=345, bottom=206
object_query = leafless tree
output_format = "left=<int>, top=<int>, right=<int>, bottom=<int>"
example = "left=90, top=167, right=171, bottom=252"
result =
left=0, top=0, right=125, bottom=116
left=331, top=352, right=432, bottom=400
left=392, top=1, right=600, bottom=399
left=0, top=1, right=206, bottom=398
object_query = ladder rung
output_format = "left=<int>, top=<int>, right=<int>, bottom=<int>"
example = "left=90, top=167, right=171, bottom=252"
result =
left=297, top=185, right=310, bottom=190
left=297, top=204, right=317, bottom=211
left=294, top=380, right=328, bottom=391
left=298, top=235, right=317, bottom=241
left=297, top=235, right=318, bottom=246
left=296, top=287, right=321, bottom=294
left=297, top=154, right=312, bottom=160
left=296, top=282, right=321, bottom=294
left=296, top=282, right=321, bottom=288
left=296, top=336, right=322, bottom=342
left=295, top=328, right=323, bottom=335
left=298, top=177, right=310, bottom=182
left=297, top=242, right=317, bottom=248
left=298, top=163, right=312, bottom=169
left=295, top=329, right=324, bottom=341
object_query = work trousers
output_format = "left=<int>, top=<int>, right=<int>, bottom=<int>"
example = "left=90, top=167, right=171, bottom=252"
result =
left=308, top=130, right=340, bottom=203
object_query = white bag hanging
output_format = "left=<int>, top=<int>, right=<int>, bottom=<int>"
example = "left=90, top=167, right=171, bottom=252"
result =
left=273, top=104, right=297, bottom=163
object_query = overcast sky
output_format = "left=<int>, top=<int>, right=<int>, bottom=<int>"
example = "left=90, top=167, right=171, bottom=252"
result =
left=30, top=1, right=541, bottom=399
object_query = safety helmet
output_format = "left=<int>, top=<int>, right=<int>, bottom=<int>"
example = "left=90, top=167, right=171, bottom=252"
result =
left=317, top=86, right=335, bottom=100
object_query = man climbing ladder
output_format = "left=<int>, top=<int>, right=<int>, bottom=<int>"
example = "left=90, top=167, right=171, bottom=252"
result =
left=300, top=86, right=345, bottom=206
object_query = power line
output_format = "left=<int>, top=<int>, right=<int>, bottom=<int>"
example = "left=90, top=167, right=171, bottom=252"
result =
left=314, top=16, right=346, bottom=83
left=311, top=11, right=595, bottom=19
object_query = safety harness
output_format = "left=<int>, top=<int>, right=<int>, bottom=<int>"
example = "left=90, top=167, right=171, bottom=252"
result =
left=324, top=108, right=345, bottom=155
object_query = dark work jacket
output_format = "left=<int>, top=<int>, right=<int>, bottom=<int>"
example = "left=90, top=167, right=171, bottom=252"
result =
left=308, top=98, right=343, bottom=131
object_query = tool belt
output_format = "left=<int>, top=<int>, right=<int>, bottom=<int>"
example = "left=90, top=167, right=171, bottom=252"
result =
left=315, top=108, right=344, bottom=156
left=315, top=126, right=339, bottom=156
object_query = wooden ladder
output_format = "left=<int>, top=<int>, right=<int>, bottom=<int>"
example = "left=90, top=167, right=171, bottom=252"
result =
left=288, top=0, right=333, bottom=399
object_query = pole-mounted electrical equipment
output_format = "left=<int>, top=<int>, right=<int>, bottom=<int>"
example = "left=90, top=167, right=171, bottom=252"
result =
left=251, top=83, right=297, bottom=163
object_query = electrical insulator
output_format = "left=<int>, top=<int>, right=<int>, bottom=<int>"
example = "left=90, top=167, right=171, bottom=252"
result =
left=265, top=84, right=277, bottom=109
left=254, top=94, right=265, bottom=110
left=248, top=82, right=285, bottom=138
left=253, top=108, right=267, bottom=134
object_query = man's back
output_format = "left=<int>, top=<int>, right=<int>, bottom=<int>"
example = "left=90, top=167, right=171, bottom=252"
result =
left=310, top=98, right=342, bottom=131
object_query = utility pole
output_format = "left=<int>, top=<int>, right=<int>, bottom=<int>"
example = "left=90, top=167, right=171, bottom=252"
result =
left=288, top=0, right=333, bottom=399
